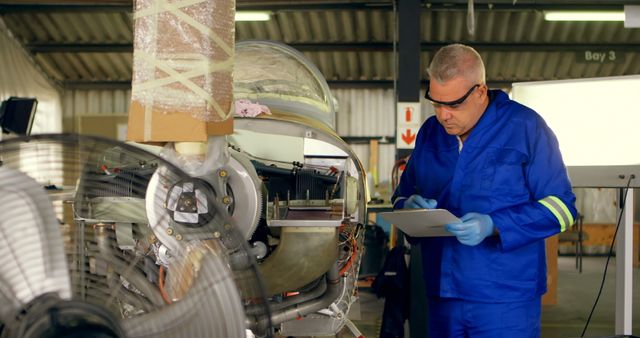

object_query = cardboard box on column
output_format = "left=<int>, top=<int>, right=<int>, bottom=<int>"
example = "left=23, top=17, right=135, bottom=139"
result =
left=127, top=0, right=235, bottom=142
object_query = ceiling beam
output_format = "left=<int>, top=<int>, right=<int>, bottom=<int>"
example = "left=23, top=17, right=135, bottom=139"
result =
left=1, top=1, right=636, bottom=12
left=0, top=1, right=130, bottom=12
left=298, top=42, right=640, bottom=53
left=0, top=1, right=388, bottom=12
left=29, top=41, right=640, bottom=53
left=27, top=43, right=132, bottom=53
left=0, top=0, right=128, bottom=3
left=63, top=79, right=522, bottom=90
left=422, top=2, right=630, bottom=11
left=63, top=80, right=131, bottom=90
left=328, top=79, right=518, bottom=89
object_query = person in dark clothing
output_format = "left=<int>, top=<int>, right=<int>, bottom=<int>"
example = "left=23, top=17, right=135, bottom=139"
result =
left=372, top=246, right=410, bottom=338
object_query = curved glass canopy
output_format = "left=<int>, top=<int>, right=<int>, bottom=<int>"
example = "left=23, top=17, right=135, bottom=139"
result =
left=234, top=40, right=336, bottom=129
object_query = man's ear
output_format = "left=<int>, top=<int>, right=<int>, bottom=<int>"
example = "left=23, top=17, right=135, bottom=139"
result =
left=479, top=84, right=489, bottom=98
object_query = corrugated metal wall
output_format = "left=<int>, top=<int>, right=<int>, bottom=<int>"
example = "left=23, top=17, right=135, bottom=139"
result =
left=1, top=20, right=62, bottom=134
left=332, top=88, right=435, bottom=198
left=5, top=8, right=640, bottom=87
left=61, top=89, right=130, bottom=132
left=333, top=88, right=397, bottom=198
left=61, top=87, right=416, bottom=196
left=333, top=88, right=395, bottom=137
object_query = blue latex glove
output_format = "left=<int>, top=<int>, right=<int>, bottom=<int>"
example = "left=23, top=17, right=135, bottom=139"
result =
left=445, top=212, right=494, bottom=246
left=403, top=194, right=438, bottom=209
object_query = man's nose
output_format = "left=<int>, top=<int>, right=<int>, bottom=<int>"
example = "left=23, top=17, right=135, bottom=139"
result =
left=436, top=107, right=453, bottom=120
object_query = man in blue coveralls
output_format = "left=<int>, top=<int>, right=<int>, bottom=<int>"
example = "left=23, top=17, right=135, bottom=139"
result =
left=391, top=43, right=577, bottom=338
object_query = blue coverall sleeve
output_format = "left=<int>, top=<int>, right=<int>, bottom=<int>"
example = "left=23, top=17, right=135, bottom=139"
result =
left=490, top=117, right=577, bottom=252
left=390, top=145, right=421, bottom=244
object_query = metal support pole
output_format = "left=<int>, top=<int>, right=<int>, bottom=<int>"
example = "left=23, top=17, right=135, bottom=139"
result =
left=615, top=188, right=633, bottom=335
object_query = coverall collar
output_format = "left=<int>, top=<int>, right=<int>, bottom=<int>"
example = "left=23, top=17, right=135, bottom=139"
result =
left=458, top=89, right=507, bottom=146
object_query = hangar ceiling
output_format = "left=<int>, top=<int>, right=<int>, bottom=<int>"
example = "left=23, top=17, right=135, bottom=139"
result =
left=1, top=0, right=639, bottom=90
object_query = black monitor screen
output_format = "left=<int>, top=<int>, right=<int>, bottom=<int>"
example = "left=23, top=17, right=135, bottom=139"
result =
left=0, top=97, right=38, bottom=135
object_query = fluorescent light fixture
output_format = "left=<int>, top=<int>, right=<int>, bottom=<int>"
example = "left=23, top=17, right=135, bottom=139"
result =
left=544, top=11, right=624, bottom=21
left=235, top=11, right=271, bottom=22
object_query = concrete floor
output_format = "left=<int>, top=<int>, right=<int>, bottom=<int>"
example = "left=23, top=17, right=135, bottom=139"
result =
left=339, top=256, right=640, bottom=338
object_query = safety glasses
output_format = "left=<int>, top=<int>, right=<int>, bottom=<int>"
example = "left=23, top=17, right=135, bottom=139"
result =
left=425, top=83, right=480, bottom=108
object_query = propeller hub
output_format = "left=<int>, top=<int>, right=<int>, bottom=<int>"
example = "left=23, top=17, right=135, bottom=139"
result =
left=165, top=178, right=216, bottom=228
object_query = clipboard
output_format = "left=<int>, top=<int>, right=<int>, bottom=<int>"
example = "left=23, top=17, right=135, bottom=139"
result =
left=378, top=209, right=460, bottom=237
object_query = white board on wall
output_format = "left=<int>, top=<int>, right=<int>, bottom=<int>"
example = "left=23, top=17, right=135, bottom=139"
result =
left=512, top=75, right=640, bottom=187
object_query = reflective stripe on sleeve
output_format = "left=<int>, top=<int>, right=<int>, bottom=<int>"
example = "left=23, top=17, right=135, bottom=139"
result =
left=538, top=196, right=575, bottom=232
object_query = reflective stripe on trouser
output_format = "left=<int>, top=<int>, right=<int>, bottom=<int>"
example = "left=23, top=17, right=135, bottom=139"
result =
left=538, top=196, right=574, bottom=232
left=427, top=297, right=541, bottom=338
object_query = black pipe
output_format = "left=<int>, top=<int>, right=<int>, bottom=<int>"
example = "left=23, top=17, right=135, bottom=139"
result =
left=247, top=264, right=342, bottom=332
left=245, top=277, right=327, bottom=316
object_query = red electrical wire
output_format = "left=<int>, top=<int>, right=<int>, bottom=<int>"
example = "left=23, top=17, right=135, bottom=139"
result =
left=158, top=266, right=173, bottom=304
left=339, top=237, right=358, bottom=276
